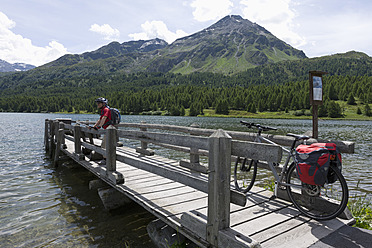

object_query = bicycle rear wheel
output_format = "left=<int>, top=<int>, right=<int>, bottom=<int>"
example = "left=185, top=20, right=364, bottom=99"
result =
left=286, top=162, right=349, bottom=220
left=234, top=157, right=257, bottom=193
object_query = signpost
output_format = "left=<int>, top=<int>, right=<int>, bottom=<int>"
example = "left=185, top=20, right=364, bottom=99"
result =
left=309, top=71, right=327, bottom=139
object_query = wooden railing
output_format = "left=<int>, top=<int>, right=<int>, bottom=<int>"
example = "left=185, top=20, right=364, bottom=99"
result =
left=45, top=119, right=284, bottom=246
left=44, top=118, right=354, bottom=247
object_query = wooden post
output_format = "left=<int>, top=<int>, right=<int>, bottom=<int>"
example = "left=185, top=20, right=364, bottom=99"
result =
left=140, top=121, right=148, bottom=151
left=207, top=129, right=232, bottom=246
left=309, top=71, right=327, bottom=139
left=53, top=120, right=59, bottom=143
left=53, top=128, right=64, bottom=167
left=52, top=120, right=59, bottom=158
left=106, top=126, right=124, bottom=184
left=189, top=124, right=200, bottom=165
left=59, top=122, right=66, bottom=149
left=136, top=121, right=154, bottom=156
left=180, top=123, right=206, bottom=173
left=74, top=124, right=84, bottom=160
left=48, top=120, right=54, bottom=158
left=88, top=132, right=94, bottom=144
left=312, top=105, right=319, bottom=139
left=44, top=119, right=49, bottom=151
left=106, top=126, right=117, bottom=172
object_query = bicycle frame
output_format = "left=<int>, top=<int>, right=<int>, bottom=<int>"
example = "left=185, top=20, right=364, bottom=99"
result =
left=253, top=132, right=302, bottom=197
left=241, top=123, right=349, bottom=220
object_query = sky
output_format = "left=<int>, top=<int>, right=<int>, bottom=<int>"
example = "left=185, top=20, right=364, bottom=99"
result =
left=1, top=0, right=371, bottom=66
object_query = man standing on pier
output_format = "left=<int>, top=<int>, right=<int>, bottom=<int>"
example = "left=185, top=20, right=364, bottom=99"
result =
left=90, top=97, right=112, bottom=165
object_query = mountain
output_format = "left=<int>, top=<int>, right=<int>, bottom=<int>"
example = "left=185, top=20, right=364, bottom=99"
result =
left=1, top=16, right=371, bottom=96
left=43, top=38, right=168, bottom=68
left=0, top=59, right=35, bottom=72
left=149, top=15, right=306, bottom=73
left=42, top=15, right=306, bottom=75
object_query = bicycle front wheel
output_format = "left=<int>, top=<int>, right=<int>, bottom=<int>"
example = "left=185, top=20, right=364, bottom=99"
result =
left=286, top=162, right=349, bottom=220
left=234, top=157, right=257, bottom=193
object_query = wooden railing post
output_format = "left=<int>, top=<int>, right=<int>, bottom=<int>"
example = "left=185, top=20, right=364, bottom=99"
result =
left=59, top=122, right=66, bottom=148
left=207, top=129, right=232, bottom=246
left=140, top=121, right=148, bottom=150
left=44, top=119, right=49, bottom=151
left=189, top=123, right=200, bottom=165
left=106, top=126, right=124, bottom=184
left=74, top=124, right=84, bottom=160
left=53, top=120, right=59, bottom=143
left=48, top=120, right=54, bottom=158
left=180, top=123, right=208, bottom=173
left=53, top=123, right=64, bottom=167
left=106, top=126, right=117, bottom=172
left=136, top=121, right=154, bottom=156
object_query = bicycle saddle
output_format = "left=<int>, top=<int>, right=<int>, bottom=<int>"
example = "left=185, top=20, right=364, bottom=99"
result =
left=286, top=133, right=310, bottom=141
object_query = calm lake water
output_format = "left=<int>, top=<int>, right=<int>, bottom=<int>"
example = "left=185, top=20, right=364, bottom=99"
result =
left=0, top=113, right=371, bottom=247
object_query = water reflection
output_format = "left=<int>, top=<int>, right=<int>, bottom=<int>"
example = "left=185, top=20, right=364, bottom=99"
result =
left=0, top=113, right=156, bottom=248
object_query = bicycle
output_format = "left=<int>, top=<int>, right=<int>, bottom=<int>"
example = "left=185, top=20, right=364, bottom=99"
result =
left=234, top=120, right=349, bottom=220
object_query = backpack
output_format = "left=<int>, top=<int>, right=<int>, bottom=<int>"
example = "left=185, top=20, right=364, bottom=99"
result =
left=295, top=143, right=342, bottom=185
left=102, top=106, right=121, bottom=127
left=108, top=107, right=121, bottom=125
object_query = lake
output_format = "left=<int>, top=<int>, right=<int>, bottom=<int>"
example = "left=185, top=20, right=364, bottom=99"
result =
left=0, top=113, right=371, bottom=247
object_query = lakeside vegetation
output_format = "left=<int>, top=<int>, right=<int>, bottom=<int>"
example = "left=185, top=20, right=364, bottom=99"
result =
left=1, top=75, right=370, bottom=120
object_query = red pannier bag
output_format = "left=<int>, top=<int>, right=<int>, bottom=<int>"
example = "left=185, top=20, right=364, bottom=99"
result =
left=295, top=143, right=342, bottom=185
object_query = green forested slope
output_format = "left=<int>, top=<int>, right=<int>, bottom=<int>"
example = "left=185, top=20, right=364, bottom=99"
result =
left=0, top=51, right=371, bottom=118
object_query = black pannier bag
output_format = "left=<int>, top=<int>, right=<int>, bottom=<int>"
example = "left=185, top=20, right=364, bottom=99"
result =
left=295, top=143, right=342, bottom=185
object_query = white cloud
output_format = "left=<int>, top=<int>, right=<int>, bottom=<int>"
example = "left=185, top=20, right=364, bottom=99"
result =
left=89, top=23, right=120, bottom=41
left=300, top=12, right=372, bottom=57
left=0, top=11, right=15, bottom=29
left=0, top=12, right=68, bottom=66
left=129, top=20, right=188, bottom=43
left=240, top=0, right=306, bottom=47
left=190, top=0, right=233, bottom=22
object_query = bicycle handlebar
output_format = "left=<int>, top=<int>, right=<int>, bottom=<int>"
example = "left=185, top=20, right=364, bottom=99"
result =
left=240, top=120, right=277, bottom=131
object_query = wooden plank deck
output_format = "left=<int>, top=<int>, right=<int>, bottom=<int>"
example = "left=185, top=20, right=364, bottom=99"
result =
left=61, top=138, right=354, bottom=248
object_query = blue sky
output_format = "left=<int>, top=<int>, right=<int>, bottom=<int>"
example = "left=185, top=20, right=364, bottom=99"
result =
left=1, top=0, right=371, bottom=66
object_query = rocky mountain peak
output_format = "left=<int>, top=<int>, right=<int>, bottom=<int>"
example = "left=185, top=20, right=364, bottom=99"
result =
left=42, top=15, right=306, bottom=74
left=0, top=59, right=35, bottom=72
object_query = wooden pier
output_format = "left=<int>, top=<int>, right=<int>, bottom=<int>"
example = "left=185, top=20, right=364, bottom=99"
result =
left=44, top=119, right=355, bottom=248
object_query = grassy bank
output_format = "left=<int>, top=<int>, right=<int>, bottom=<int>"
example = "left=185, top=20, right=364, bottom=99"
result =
left=51, top=101, right=372, bottom=121
left=53, top=108, right=372, bottom=121
left=195, top=109, right=371, bottom=121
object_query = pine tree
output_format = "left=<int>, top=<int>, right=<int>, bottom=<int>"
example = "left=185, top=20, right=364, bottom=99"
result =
left=356, top=107, right=362, bottom=115
left=318, top=104, right=328, bottom=117
left=364, top=104, right=372, bottom=117
left=347, top=93, right=356, bottom=105
left=215, top=100, right=229, bottom=115
left=328, top=84, right=338, bottom=100
left=180, top=106, right=185, bottom=116
left=247, top=103, right=256, bottom=113
left=189, top=103, right=199, bottom=116
left=327, top=101, right=343, bottom=118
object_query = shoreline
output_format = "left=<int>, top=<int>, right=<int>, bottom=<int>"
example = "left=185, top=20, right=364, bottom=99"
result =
left=1, top=110, right=371, bottom=121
